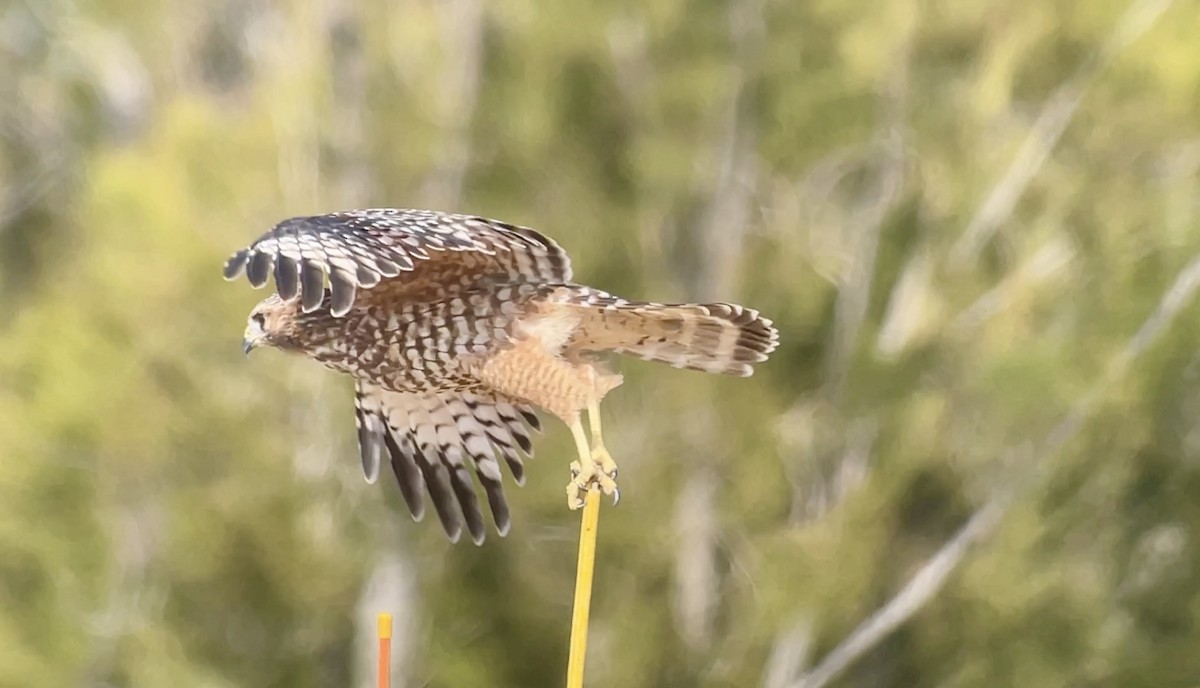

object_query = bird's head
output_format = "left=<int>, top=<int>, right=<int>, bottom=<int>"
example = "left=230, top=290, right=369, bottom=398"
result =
left=243, top=294, right=302, bottom=355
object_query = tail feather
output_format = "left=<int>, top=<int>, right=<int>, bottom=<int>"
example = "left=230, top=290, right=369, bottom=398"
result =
left=556, top=287, right=779, bottom=376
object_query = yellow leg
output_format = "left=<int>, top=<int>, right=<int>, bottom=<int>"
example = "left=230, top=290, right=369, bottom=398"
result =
left=587, top=401, right=619, bottom=503
left=565, top=416, right=597, bottom=510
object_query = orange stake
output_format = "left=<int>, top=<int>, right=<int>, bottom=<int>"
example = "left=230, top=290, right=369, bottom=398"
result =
left=378, top=613, right=393, bottom=688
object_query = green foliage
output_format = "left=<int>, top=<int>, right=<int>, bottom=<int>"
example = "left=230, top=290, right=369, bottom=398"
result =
left=3, top=0, right=1200, bottom=686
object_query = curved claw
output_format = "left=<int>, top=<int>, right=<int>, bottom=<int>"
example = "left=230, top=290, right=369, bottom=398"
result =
left=566, top=481, right=587, bottom=510
left=566, top=460, right=592, bottom=510
left=589, top=445, right=620, bottom=506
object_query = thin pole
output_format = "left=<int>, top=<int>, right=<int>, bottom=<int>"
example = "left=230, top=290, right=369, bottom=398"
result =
left=566, top=486, right=602, bottom=688
left=378, top=613, right=393, bottom=688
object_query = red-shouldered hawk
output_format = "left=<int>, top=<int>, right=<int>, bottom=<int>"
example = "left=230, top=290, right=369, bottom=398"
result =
left=226, top=209, right=777, bottom=544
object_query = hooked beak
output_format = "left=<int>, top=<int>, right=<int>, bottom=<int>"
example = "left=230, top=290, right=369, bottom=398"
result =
left=243, top=320, right=266, bottom=356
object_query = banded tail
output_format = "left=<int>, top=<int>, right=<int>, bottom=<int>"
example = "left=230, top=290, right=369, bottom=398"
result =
left=555, top=287, right=779, bottom=376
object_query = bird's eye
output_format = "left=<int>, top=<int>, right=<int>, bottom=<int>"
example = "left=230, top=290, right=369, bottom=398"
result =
left=252, top=313, right=266, bottom=328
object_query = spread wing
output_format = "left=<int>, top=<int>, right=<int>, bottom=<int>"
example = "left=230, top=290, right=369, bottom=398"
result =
left=223, top=208, right=573, bottom=316
left=355, top=380, right=540, bottom=545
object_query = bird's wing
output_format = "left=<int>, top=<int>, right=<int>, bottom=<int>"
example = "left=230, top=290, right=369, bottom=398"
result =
left=355, top=380, right=540, bottom=544
left=223, top=208, right=573, bottom=316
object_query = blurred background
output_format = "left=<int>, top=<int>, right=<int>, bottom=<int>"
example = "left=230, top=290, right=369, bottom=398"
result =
left=3, top=0, right=1200, bottom=686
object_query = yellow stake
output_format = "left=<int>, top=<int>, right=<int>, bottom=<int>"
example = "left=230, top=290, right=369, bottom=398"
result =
left=566, top=486, right=602, bottom=688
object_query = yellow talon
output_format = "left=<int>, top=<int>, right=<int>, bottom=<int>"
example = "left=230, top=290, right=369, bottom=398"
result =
left=567, top=459, right=595, bottom=510
left=565, top=403, right=621, bottom=510
left=591, top=445, right=619, bottom=503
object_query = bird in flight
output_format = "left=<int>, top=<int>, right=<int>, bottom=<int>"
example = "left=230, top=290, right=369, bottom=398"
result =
left=226, top=209, right=778, bottom=544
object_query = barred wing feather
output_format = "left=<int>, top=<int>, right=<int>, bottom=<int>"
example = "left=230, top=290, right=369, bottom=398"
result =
left=223, top=208, right=573, bottom=316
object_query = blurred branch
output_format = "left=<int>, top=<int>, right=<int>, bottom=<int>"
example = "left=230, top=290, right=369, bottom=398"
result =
left=0, top=145, right=69, bottom=234
left=823, top=20, right=910, bottom=403
left=789, top=500, right=1005, bottom=688
left=685, top=0, right=761, bottom=301
left=787, top=0, right=912, bottom=532
left=947, top=237, right=1075, bottom=335
left=671, top=0, right=763, bottom=657
left=82, top=494, right=165, bottom=685
left=949, top=0, right=1173, bottom=263
left=328, top=2, right=373, bottom=206
left=673, top=459, right=720, bottom=651
left=421, top=0, right=485, bottom=209
left=788, top=250, right=1200, bottom=688
left=762, top=618, right=814, bottom=688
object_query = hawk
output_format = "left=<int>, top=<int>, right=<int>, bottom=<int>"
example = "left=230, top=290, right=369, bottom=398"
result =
left=226, top=209, right=778, bottom=544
